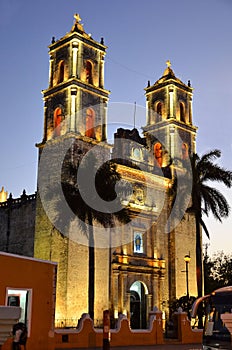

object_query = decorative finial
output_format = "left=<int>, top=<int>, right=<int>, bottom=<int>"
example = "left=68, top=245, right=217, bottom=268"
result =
left=74, top=13, right=81, bottom=23
left=0, top=186, right=8, bottom=203
left=166, top=60, right=171, bottom=68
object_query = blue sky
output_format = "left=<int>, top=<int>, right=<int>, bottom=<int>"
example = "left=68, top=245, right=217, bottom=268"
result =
left=0, top=0, right=232, bottom=255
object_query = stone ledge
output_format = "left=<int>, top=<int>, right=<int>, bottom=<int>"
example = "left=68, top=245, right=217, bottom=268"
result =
left=0, top=306, right=21, bottom=345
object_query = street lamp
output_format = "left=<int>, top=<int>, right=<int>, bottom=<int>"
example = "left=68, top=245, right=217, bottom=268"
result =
left=184, top=254, right=191, bottom=300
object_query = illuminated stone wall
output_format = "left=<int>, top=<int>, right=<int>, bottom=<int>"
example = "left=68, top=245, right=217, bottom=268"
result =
left=0, top=192, right=36, bottom=257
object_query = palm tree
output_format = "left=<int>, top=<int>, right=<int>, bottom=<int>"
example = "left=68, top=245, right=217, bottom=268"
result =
left=189, top=149, right=232, bottom=301
left=63, top=154, right=130, bottom=322
left=168, top=150, right=232, bottom=327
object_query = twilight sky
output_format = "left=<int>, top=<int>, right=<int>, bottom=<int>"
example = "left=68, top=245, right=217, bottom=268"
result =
left=0, top=0, right=232, bottom=255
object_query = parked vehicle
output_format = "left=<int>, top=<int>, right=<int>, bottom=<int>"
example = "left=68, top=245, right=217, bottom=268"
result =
left=192, top=286, right=232, bottom=349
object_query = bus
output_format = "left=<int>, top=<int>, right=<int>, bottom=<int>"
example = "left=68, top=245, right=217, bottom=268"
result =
left=192, top=286, right=232, bottom=349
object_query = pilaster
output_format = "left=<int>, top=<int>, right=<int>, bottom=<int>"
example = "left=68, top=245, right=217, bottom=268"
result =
left=152, top=274, right=159, bottom=309
left=72, top=41, right=78, bottom=78
left=70, top=88, right=77, bottom=132
left=112, top=271, right=119, bottom=319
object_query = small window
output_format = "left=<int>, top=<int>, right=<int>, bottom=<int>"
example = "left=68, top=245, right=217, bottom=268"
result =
left=180, top=102, right=185, bottom=122
left=132, top=148, right=141, bottom=160
left=85, top=108, right=95, bottom=138
left=86, top=61, right=93, bottom=84
left=54, top=107, right=63, bottom=137
left=58, top=61, right=65, bottom=84
left=134, top=232, right=144, bottom=254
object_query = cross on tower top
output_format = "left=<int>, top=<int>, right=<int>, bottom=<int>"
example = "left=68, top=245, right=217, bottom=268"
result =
left=74, top=13, right=81, bottom=23
left=166, top=59, right=171, bottom=68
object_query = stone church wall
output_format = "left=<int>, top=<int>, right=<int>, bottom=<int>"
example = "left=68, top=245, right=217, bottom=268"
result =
left=0, top=192, right=36, bottom=257
left=174, top=213, right=197, bottom=298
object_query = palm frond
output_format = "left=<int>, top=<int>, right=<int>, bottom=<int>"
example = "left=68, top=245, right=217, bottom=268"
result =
left=200, top=162, right=232, bottom=187
left=199, top=217, right=210, bottom=239
left=201, top=184, right=230, bottom=221
left=198, top=149, right=221, bottom=165
left=188, top=149, right=232, bottom=239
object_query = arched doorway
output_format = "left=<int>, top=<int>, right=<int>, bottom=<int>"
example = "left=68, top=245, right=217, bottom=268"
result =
left=130, top=281, right=148, bottom=329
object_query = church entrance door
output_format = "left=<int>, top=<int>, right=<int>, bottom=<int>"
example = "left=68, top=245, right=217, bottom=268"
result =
left=130, top=281, right=147, bottom=329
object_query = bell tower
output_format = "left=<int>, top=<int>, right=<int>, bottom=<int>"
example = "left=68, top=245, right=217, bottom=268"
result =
left=143, top=62, right=198, bottom=303
left=143, top=61, right=197, bottom=166
left=41, top=13, right=109, bottom=144
left=34, top=14, right=111, bottom=324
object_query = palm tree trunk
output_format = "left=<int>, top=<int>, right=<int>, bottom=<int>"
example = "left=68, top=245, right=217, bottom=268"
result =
left=195, top=213, right=203, bottom=328
left=88, top=212, right=95, bottom=321
left=195, top=215, right=202, bottom=297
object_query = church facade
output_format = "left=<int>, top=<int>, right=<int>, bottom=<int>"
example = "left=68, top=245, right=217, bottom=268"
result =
left=0, top=14, right=199, bottom=328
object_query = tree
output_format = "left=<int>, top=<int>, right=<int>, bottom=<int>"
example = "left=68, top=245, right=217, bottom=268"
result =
left=188, top=150, right=232, bottom=301
left=204, top=251, right=232, bottom=294
left=169, top=295, right=196, bottom=318
left=62, top=154, right=130, bottom=322
left=168, top=150, right=232, bottom=327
